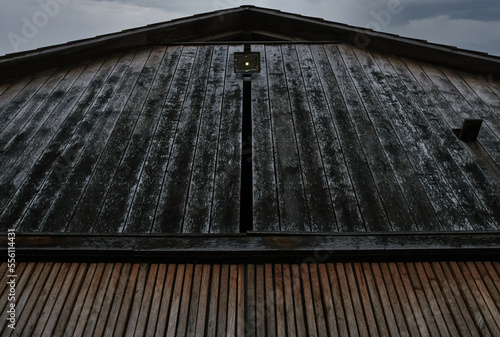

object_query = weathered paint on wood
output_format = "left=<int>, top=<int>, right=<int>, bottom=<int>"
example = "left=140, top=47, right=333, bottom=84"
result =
left=1, top=43, right=500, bottom=234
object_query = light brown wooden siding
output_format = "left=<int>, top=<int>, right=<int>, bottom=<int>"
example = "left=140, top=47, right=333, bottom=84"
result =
left=1, top=261, right=499, bottom=336
left=1, top=43, right=500, bottom=233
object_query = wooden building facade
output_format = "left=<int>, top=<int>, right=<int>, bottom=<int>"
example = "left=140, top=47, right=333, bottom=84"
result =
left=0, top=6, right=499, bottom=336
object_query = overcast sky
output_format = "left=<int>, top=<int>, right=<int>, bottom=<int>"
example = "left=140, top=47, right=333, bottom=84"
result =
left=1, top=0, right=500, bottom=57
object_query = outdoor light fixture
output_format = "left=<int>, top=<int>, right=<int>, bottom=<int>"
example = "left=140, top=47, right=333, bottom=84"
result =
left=454, top=118, right=483, bottom=141
left=234, top=52, right=261, bottom=73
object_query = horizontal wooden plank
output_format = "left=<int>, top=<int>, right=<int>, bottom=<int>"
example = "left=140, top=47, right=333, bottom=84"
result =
left=1, top=232, right=499, bottom=263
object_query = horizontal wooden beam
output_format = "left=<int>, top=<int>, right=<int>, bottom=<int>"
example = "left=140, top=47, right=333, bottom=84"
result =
left=1, top=232, right=499, bottom=263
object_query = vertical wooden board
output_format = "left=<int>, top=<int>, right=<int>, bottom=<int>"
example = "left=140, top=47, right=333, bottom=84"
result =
left=31, top=263, right=73, bottom=337
left=317, top=264, right=338, bottom=337
left=33, top=50, right=137, bottom=232
left=0, top=70, right=54, bottom=143
left=250, top=45, right=280, bottom=232
left=0, top=73, right=40, bottom=121
left=111, top=264, right=142, bottom=337
left=153, top=264, right=177, bottom=337
left=360, top=263, right=390, bottom=337
left=91, top=263, right=124, bottom=337
left=175, top=264, right=194, bottom=337
left=153, top=45, right=214, bottom=233
left=370, top=263, right=404, bottom=337
left=352, top=263, right=380, bottom=337
left=290, top=264, right=307, bottom=337
left=4, top=263, right=53, bottom=337
left=422, top=63, right=500, bottom=166
left=326, top=263, right=349, bottom=336
left=355, top=49, right=444, bottom=230
left=466, top=262, right=500, bottom=328
left=405, top=262, right=457, bottom=337
left=421, top=66, right=500, bottom=228
left=216, top=265, right=230, bottom=337
left=125, top=46, right=194, bottom=233
left=69, top=263, right=110, bottom=337
left=389, top=56, right=485, bottom=230
left=321, top=44, right=388, bottom=231
left=15, top=263, right=62, bottom=337
left=281, top=44, right=336, bottom=232
left=282, top=264, right=298, bottom=337
left=131, top=264, right=159, bottom=337
left=481, top=261, right=500, bottom=296
left=255, top=265, right=266, bottom=337
left=144, top=264, right=167, bottom=336
left=206, top=264, right=221, bottom=337
left=0, top=53, right=122, bottom=232
left=265, top=44, right=309, bottom=232
left=165, top=264, right=186, bottom=337
left=237, top=265, right=245, bottom=337
left=343, top=263, right=369, bottom=337
left=308, top=264, right=328, bottom=336
left=245, top=264, right=256, bottom=337
left=186, top=264, right=203, bottom=337
left=393, top=263, right=432, bottom=337
left=299, top=44, right=363, bottom=232
left=375, top=52, right=480, bottom=231
left=337, top=44, right=417, bottom=231
left=226, top=265, right=238, bottom=337
left=3, top=57, right=108, bottom=232
left=0, top=63, right=84, bottom=191
left=210, top=45, right=243, bottom=233
left=413, top=262, right=453, bottom=337
left=183, top=45, right=228, bottom=234
left=300, top=264, right=318, bottom=337
left=274, top=264, right=286, bottom=337
left=382, top=262, right=421, bottom=337
left=455, top=262, right=500, bottom=335
left=194, top=265, right=213, bottom=337
left=264, top=264, right=276, bottom=337
left=94, top=46, right=177, bottom=232
left=67, top=47, right=156, bottom=232
left=335, top=263, right=360, bottom=337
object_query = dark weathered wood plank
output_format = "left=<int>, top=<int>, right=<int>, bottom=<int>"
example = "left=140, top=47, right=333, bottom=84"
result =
left=282, top=264, right=298, bottom=337
left=237, top=264, right=245, bottom=337
left=353, top=263, right=381, bottom=337
left=181, top=45, right=228, bottom=233
left=93, top=46, right=175, bottom=232
left=321, top=44, right=389, bottom=231
left=299, top=44, right=363, bottom=232
left=481, top=261, right=500, bottom=299
left=32, top=50, right=138, bottom=232
left=274, top=264, right=286, bottom=337
left=210, top=45, right=243, bottom=233
left=0, top=71, right=50, bottom=132
left=317, top=264, right=338, bottom=337
left=125, top=46, right=192, bottom=233
left=67, top=47, right=156, bottom=232
left=344, top=263, right=370, bottom=336
left=335, top=263, right=361, bottom=337
left=166, top=264, right=186, bottom=337
left=130, top=263, right=158, bottom=337
left=0, top=54, right=120, bottom=232
left=264, top=263, right=276, bottom=337
left=354, top=48, right=443, bottom=230
left=281, top=44, right=337, bottom=232
left=245, top=264, right=256, bottom=337
left=265, top=45, right=309, bottom=232
left=300, top=264, right=318, bottom=336
left=2, top=58, right=107, bottom=232
left=308, top=263, right=328, bottom=336
left=250, top=44, right=280, bottom=232
left=154, top=45, right=214, bottom=233
left=255, top=265, right=266, bottom=337
left=175, top=264, right=194, bottom=337
left=416, top=62, right=499, bottom=228
left=337, top=44, right=417, bottom=231
left=186, top=264, right=203, bottom=337
left=226, top=265, right=238, bottom=337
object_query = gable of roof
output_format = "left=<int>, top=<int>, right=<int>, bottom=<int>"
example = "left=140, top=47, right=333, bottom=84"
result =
left=1, top=5, right=500, bottom=81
